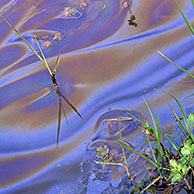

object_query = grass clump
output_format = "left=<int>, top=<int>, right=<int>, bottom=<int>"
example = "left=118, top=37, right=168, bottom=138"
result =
left=95, top=1, right=194, bottom=193
left=128, top=96, right=194, bottom=193
left=95, top=96, right=194, bottom=193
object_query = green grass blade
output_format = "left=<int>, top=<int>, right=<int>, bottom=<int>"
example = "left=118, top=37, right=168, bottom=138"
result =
left=155, top=89, right=192, bottom=137
left=164, top=134, right=183, bottom=157
left=140, top=175, right=162, bottom=194
left=162, top=129, right=168, bottom=157
left=127, top=112, right=145, bottom=125
left=193, top=0, right=194, bottom=9
left=53, top=54, right=60, bottom=75
left=111, top=136, right=160, bottom=168
left=143, top=97, right=158, bottom=137
left=168, top=126, right=180, bottom=154
left=179, top=101, right=191, bottom=131
left=157, top=115, right=161, bottom=164
left=117, top=113, right=128, bottom=167
left=147, top=134, right=158, bottom=164
left=157, top=51, right=194, bottom=79
left=34, top=38, right=52, bottom=76
left=157, top=115, right=166, bottom=167
left=2, top=16, right=52, bottom=76
left=176, top=1, right=194, bottom=35
left=165, top=133, right=184, bottom=140
left=167, top=102, right=188, bottom=136
left=182, top=92, right=194, bottom=100
left=168, top=101, right=194, bottom=141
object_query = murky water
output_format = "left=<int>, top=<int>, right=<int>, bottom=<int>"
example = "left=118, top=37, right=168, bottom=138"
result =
left=0, top=0, right=194, bottom=193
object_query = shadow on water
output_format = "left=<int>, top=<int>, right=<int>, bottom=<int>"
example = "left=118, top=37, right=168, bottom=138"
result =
left=0, top=0, right=194, bottom=193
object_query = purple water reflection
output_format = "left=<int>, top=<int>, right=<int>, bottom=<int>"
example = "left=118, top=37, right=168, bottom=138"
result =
left=0, top=0, right=194, bottom=193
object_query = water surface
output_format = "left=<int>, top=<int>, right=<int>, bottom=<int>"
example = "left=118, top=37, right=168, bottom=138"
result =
left=0, top=0, right=194, bottom=193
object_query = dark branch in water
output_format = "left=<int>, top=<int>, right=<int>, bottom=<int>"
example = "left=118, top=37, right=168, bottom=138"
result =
left=128, top=15, right=137, bottom=27
left=125, top=0, right=137, bottom=27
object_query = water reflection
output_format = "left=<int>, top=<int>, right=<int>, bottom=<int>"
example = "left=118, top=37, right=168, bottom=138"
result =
left=0, top=0, right=194, bottom=193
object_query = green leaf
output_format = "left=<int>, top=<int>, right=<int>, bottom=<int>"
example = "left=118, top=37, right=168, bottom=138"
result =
left=184, top=139, right=192, bottom=149
left=190, top=158, right=194, bottom=166
left=170, top=160, right=178, bottom=168
left=180, top=156, right=190, bottom=165
left=177, top=163, right=182, bottom=172
left=171, top=168, right=179, bottom=174
left=181, top=146, right=190, bottom=155
left=144, top=123, right=150, bottom=129
left=189, top=123, right=194, bottom=127
left=181, top=165, right=189, bottom=175
left=172, top=174, right=183, bottom=182
left=191, top=144, right=194, bottom=155
left=188, top=113, right=194, bottom=122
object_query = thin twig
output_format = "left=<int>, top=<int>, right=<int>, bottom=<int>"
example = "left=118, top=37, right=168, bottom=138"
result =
left=94, top=160, right=131, bottom=179
left=183, top=176, right=191, bottom=191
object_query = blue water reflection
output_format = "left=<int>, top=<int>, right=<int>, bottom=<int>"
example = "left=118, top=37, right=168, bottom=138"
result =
left=0, top=0, right=194, bottom=193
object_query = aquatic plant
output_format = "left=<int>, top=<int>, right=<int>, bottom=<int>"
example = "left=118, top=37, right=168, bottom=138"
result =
left=95, top=96, right=194, bottom=192
left=121, top=1, right=194, bottom=192
left=95, top=1, right=194, bottom=193
left=128, top=96, right=194, bottom=193
left=2, top=16, right=83, bottom=146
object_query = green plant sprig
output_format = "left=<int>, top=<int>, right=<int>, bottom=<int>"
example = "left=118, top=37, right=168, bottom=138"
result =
left=2, top=16, right=83, bottom=145
left=169, top=138, right=194, bottom=191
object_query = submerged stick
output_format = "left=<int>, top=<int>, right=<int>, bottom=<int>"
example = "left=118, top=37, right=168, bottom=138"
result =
left=57, top=98, right=62, bottom=145
left=124, top=0, right=137, bottom=27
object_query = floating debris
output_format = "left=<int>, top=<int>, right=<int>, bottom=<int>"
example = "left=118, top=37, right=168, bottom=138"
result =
left=33, top=37, right=51, bottom=48
left=42, top=40, right=52, bottom=48
left=123, top=0, right=137, bottom=27
left=64, top=7, right=81, bottom=18
left=96, top=145, right=114, bottom=163
left=122, top=2, right=129, bottom=8
left=53, top=32, right=64, bottom=41
left=128, top=15, right=137, bottom=27
left=80, top=0, right=88, bottom=9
